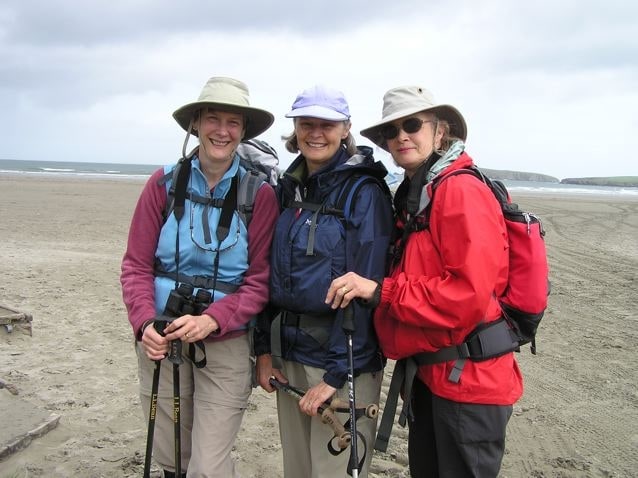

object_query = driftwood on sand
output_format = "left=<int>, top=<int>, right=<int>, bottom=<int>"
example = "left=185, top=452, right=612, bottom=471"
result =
left=0, top=305, right=33, bottom=336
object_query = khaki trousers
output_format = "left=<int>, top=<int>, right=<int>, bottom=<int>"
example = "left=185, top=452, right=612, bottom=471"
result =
left=277, top=360, right=382, bottom=478
left=137, top=334, right=252, bottom=478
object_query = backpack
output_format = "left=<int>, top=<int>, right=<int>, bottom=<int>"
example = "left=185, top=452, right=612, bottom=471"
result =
left=159, top=139, right=280, bottom=227
left=374, top=165, right=550, bottom=452
left=399, top=165, right=549, bottom=361
left=155, top=139, right=279, bottom=289
left=156, top=140, right=280, bottom=382
left=256, top=163, right=394, bottom=360
left=284, top=172, right=393, bottom=256
left=236, top=139, right=280, bottom=187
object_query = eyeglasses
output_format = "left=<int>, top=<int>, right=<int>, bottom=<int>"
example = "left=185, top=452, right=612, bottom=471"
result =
left=189, top=200, right=240, bottom=254
left=379, top=118, right=435, bottom=141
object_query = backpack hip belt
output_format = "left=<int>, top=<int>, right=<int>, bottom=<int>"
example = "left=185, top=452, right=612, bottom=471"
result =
left=412, top=317, right=520, bottom=382
left=374, top=317, right=519, bottom=453
left=270, top=310, right=335, bottom=369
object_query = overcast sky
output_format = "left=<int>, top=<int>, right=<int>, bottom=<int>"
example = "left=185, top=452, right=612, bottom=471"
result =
left=1, top=0, right=635, bottom=179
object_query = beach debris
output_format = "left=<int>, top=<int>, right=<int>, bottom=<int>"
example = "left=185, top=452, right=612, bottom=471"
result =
left=0, top=305, right=33, bottom=336
left=0, top=413, right=61, bottom=461
left=0, top=378, right=19, bottom=395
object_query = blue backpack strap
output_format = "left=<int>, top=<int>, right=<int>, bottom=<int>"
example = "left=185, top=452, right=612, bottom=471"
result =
left=284, top=173, right=388, bottom=256
left=336, top=174, right=391, bottom=222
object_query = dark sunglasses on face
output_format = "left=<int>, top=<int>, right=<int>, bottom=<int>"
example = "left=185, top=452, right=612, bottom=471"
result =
left=380, top=117, right=435, bottom=141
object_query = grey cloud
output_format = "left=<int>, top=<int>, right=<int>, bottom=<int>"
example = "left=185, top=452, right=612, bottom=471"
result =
left=0, top=42, right=158, bottom=109
left=2, top=0, right=422, bottom=46
left=469, top=0, right=638, bottom=73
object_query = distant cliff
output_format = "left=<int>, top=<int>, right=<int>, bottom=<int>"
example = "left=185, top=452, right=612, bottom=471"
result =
left=387, top=168, right=638, bottom=187
left=561, top=177, right=638, bottom=187
left=480, top=168, right=559, bottom=183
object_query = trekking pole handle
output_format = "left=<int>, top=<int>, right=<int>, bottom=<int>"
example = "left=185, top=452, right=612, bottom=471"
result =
left=342, top=302, right=355, bottom=334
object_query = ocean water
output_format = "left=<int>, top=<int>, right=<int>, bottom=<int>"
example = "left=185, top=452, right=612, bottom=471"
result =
left=1, top=159, right=637, bottom=197
left=0, top=159, right=159, bottom=181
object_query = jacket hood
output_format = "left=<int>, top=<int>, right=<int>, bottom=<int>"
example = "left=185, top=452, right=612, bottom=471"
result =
left=282, top=145, right=389, bottom=200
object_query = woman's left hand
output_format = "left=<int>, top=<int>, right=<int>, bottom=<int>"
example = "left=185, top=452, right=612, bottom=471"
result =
left=325, top=271, right=378, bottom=309
left=163, top=313, right=219, bottom=342
left=299, top=380, right=337, bottom=416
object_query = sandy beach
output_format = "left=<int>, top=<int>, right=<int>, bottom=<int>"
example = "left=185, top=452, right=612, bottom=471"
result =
left=1, top=174, right=637, bottom=478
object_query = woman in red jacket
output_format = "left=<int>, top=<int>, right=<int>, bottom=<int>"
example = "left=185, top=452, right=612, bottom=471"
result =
left=326, top=85, right=522, bottom=477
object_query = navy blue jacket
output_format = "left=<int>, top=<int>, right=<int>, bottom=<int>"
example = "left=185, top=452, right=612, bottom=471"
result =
left=269, top=146, right=393, bottom=388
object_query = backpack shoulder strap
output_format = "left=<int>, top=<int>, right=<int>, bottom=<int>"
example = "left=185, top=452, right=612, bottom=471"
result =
left=159, top=149, right=198, bottom=223
left=392, top=167, right=482, bottom=266
left=237, top=168, right=268, bottom=227
left=428, top=166, right=483, bottom=206
left=335, top=173, right=391, bottom=222
left=166, top=157, right=193, bottom=223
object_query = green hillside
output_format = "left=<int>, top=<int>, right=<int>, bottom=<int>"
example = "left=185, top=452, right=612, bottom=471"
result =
left=479, top=168, right=559, bottom=183
left=561, top=176, right=638, bottom=187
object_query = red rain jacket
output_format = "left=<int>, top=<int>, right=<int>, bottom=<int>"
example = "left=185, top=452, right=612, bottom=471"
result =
left=374, top=153, right=523, bottom=405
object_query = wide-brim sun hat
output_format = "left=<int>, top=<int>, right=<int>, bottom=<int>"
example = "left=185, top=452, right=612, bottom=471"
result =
left=285, top=85, right=351, bottom=121
left=172, top=77, right=274, bottom=140
left=360, top=85, right=467, bottom=151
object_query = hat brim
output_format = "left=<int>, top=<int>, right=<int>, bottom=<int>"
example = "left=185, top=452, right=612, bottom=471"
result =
left=173, top=101, right=274, bottom=140
left=360, top=104, right=467, bottom=151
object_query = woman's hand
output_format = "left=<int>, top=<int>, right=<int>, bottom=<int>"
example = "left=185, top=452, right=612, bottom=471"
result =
left=299, top=380, right=336, bottom=416
left=141, top=323, right=169, bottom=361
left=163, top=313, right=219, bottom=342
left=325, top=271, right=379, bottom=309
left=255, top=354, right=288, bottom=392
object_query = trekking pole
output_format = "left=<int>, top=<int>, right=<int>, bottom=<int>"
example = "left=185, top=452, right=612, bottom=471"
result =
left=269, top=378, right=377, bottom=418
left=269, top=378, right=352, bottom=450
left=143, top=360, right=161, bottom=478
left=168, top=338, right=183, bottom=477
left=343, top=304, right=359, bottom=478
left=144, top=319, right=169, bottom=478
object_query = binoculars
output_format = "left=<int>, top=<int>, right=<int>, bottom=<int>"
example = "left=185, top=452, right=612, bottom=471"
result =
left=163, top=283, right=212, bottom=318
left=154, top=284, right=213, bottom=363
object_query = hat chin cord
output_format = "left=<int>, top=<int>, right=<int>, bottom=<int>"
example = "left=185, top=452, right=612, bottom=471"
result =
left=181, top=118, right=194, bottom=161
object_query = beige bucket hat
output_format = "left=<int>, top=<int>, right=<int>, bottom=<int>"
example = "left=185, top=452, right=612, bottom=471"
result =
left=172, top=77, right=274, bottom=140
left=360, top=85, right=467, bottom=151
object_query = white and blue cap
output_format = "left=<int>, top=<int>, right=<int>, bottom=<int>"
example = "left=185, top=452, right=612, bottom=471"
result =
left=285, top=85, right=351, bottom=121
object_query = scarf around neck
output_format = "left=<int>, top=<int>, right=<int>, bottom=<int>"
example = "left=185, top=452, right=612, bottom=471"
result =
left=425, top=139, right=466, bottom=183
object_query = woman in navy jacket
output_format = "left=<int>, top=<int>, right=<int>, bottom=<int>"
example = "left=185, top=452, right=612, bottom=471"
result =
left=255, top=85, right=393, bottom=478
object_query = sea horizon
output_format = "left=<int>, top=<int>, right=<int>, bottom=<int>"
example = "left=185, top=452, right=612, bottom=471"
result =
left=1, top=158, right=637, bottom=197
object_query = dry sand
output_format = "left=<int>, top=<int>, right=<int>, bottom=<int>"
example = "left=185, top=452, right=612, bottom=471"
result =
left=0, top=175, right=637, bottom=478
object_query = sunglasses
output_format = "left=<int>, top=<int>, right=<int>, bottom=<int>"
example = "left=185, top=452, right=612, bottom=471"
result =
left=380, top=118, right=435, bottom=141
